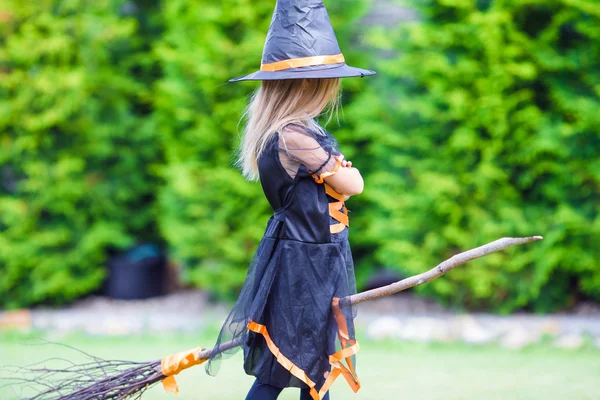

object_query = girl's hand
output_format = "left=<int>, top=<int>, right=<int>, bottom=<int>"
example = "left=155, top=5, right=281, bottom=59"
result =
left=327, top=153, right=363, bottom=196
left=338, top=154, right=352, bottom=168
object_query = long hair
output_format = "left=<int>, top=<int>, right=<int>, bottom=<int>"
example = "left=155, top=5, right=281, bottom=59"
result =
left=237, top=78, right=341, bottom=181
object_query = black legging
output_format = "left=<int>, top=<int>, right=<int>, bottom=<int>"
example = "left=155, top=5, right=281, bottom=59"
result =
left=245, top=379, right=330, bottom=400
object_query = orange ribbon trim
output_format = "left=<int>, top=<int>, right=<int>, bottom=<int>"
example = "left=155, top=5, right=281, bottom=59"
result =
left=313, top=154, right=344, bottom=184
left=310, top=154, right=350, bottom=234
left=324, top=184, right=345, bottom=201
left=248, top=320, right=321, bottom=400
left=324, top=182, right=349, bottom=234
left=330, top=223, right=346, bottom=234
left=161, top=346, right=206, bottom=394
left=247, top=296, right=360, bottom=400
left=328, top=297, right=360, bottom=391
left=328, top=203, right=348, bottom=226
left=261, top=53, right=345, bottom=72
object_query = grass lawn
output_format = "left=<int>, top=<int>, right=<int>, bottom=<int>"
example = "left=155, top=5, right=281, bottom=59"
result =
left=1, top=330, right=599, bottom=400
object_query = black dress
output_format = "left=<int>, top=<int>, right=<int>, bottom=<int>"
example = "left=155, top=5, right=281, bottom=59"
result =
left=207, top=124, right=360, bottom=400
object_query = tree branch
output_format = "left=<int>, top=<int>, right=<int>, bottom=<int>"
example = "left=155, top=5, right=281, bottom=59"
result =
left=346, top=235, right=543, bottom=306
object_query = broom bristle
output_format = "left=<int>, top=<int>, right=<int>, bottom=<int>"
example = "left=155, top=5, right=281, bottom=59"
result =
left=1, top=343, right=166, bottom=400
left=2, top=338, right=244, bottom=400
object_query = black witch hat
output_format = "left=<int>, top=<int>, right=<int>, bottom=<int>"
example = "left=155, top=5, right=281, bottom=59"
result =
left=230, top=0, right=376, bottom=82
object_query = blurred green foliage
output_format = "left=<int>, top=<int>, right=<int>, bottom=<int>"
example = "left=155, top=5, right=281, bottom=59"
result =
left=0, top=0, right=598, bottom=312
left=347, top=0, right=600, bottom=312
left=0, top=0, right=162, bottom=308
left=0, top=0, right=372, bottom=307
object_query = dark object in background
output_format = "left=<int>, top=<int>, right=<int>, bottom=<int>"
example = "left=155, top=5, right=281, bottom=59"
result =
left=362, top=268, right=406, bottom=292
left=104, top=244, right=166, bottom=300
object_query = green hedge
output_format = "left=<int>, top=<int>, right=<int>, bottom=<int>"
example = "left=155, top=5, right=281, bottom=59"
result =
left=0, top=0, right=161, bottom=308
left=0, top=0, right=374, bottom=307
left=1, top=0, right=598, bottom=312
left=347, top=0, right=600, bottom=312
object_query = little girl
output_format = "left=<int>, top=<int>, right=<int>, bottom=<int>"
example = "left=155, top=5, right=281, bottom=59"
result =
left=207, top=1, right=375, bottom=399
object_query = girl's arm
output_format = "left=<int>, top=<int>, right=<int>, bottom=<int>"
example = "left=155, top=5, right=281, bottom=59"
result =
left=324, top=162, right=364, bottom=196
left=278, top=126, right=364, bottom=196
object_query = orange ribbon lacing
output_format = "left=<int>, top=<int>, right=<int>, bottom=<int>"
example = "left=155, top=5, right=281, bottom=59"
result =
left=261, top=54, right=345, bottom=72
left=160, top=346, right=206, bottom=394
left=247, top=297, right=360, bottom=400
left=324, top=297, right=360, bottom=394
left=325, top=183, right=349, bottom=234
left=311, top=154, right=349, bottom=234
left=313, top=154, right=343, bottom=184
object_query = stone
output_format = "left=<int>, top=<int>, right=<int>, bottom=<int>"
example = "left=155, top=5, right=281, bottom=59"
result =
left=366, top=316, right=403, bottom=340
left=501, top=328, right=540, bottom=349
left=397, top=317, right=453, bottom=343
left=539, top=319, right=561, bottom=337
left=456, top=315, right=497, bottom=344
left=554, top=334, right=584, bottom=350
left=0, top=309, right=32, bottom=330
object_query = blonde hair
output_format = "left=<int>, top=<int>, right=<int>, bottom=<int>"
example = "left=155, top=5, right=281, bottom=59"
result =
left=237, top=78, right=341, bottom=181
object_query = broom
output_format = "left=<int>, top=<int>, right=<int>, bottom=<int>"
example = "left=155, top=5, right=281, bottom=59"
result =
left=3, top=236, right=542, bottom=400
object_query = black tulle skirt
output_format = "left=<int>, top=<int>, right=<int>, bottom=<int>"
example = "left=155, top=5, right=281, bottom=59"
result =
left=206, top=217, right=359, bottom=399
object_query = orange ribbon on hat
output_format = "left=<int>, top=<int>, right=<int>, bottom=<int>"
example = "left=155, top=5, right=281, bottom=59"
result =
left=261, top=53, right=345, bottom=72
left=161, top=346, right=206, bottom=394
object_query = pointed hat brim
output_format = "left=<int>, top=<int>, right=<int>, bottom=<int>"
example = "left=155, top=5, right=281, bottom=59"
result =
left=229, top=62, right=376, bottom=82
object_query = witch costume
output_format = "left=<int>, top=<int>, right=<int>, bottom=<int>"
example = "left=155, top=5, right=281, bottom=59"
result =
left=207, top=1, right=375, bottom=399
